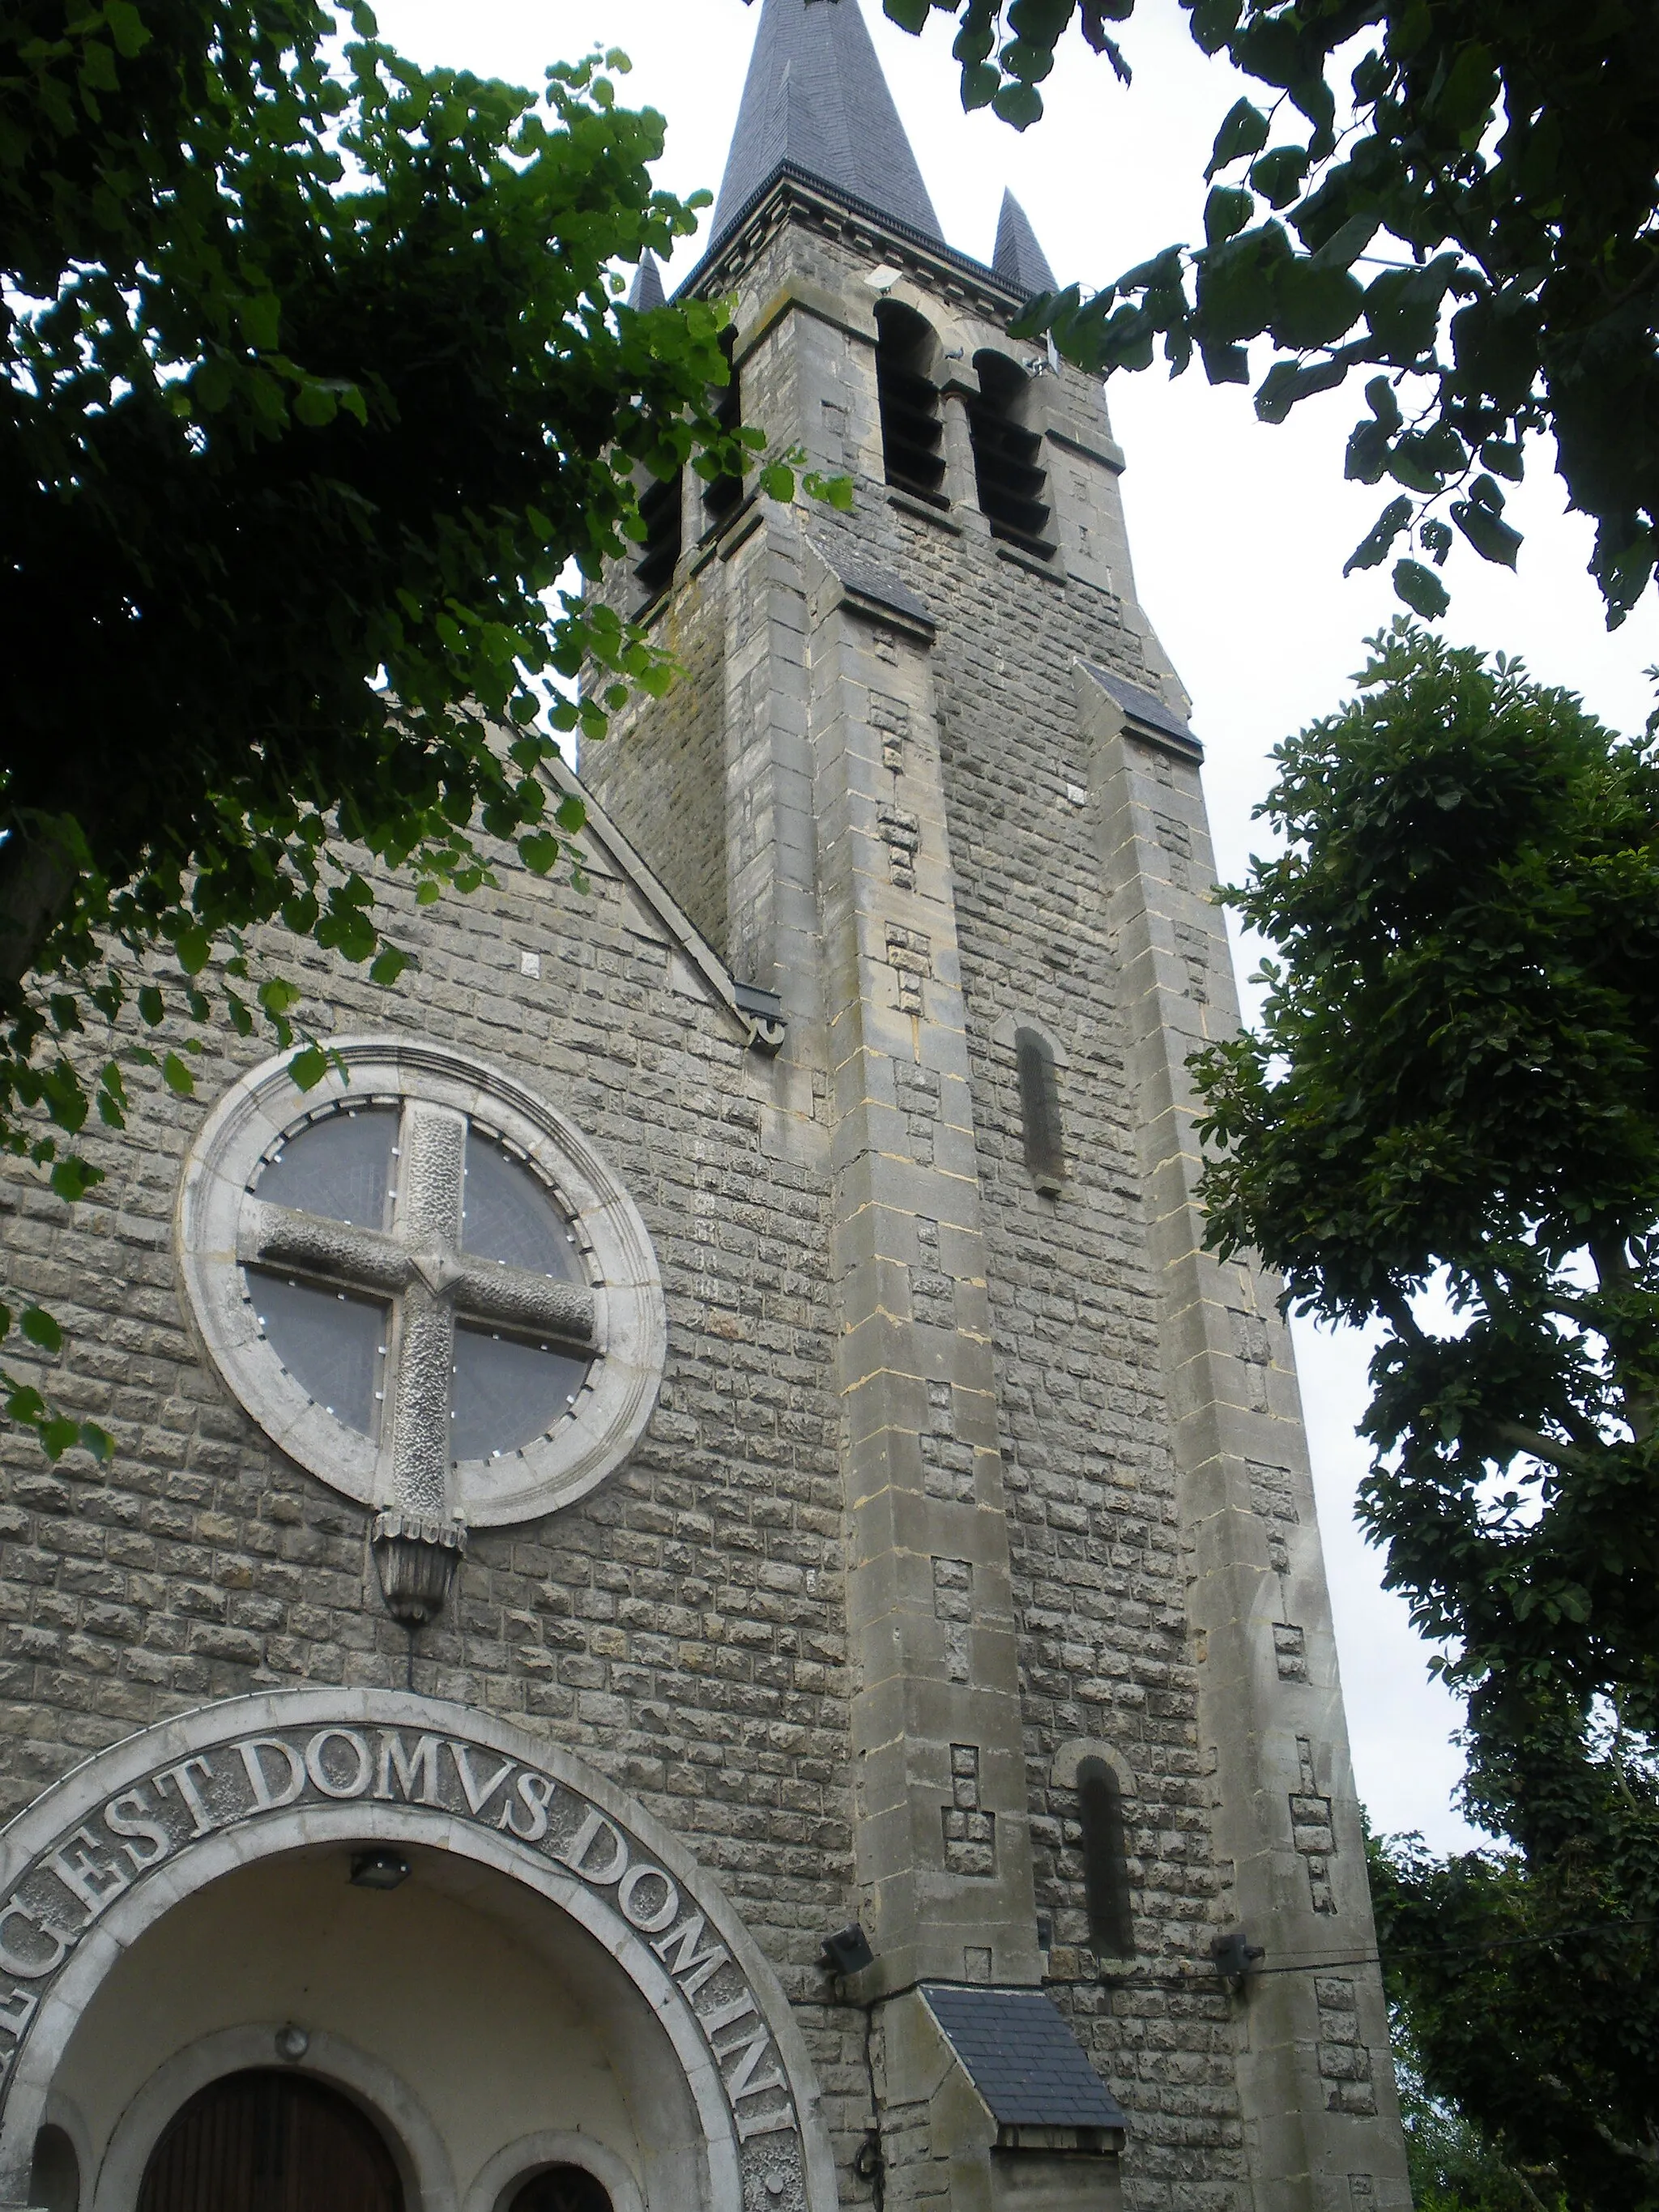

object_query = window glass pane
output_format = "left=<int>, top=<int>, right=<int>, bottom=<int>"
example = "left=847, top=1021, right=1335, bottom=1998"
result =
left=256, top=1106, right=395, bottom=1230
left=461, top=1133, right=581, bottom=1280
left=450, top=1328, right=590, bottom=1462
left=250, top=1272, right=386, bottom=1435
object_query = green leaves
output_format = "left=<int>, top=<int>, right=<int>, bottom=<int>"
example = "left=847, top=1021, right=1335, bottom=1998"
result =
left=19, top=1306, right=62, bottom=1354
left=1208, top=97, right=1269, bottom=177
left=1204, top=185, right=1253, bottom=246
left=1191, top=625, right=1659, bottom=1998
left=0, top=2, right=766, bottom=1460
left=916, top=0, right=1659, bottom=624
left=1392, top=556, right=1450, bottom=617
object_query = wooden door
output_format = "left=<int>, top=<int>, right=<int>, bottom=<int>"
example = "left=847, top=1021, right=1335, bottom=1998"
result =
left=137, top=2069, right=403, bottom=2212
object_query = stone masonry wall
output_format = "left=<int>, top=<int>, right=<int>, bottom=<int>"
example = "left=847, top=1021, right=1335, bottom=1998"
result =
left=586, top=557, right=731, bottom=961
left=693, top=208, right=1247, bottom=2212
left=0, top=825, right=863, bottom=2157
left=917, top=516, right=1245, bottom=2212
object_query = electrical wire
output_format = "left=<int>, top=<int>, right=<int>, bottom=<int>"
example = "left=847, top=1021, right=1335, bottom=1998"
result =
left=1034, top=1913, right=1659, bottom=1993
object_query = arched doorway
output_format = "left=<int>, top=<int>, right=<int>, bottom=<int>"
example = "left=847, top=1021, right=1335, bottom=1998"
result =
left=136, top=2069, right=403, bottom=2212
left=508, top=2167, right=613, bottom=2212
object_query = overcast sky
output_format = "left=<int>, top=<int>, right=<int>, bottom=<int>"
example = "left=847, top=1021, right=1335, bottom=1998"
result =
left=374, top=0, right=1659, bottom=1855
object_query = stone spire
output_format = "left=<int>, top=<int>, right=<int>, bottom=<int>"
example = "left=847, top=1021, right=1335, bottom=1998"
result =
left=626, top=252, right=665, bottom=311
left=710, top=0, right=942, bottom=248
left=992, top=189, right=1057, bottom=295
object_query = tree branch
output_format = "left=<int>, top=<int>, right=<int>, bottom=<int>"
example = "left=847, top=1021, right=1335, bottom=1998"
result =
left=1492, top=1421, right=1595, bottom=1479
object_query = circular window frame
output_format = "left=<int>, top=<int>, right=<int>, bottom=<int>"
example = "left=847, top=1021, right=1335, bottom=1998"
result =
left=177, top=1037, right=667, bottom=1527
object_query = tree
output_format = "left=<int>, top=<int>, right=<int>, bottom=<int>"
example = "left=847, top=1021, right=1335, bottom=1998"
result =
left=1189, top=621, right=1659, bottom=2204
left=880, top=0, right=1659, bottom=624
left=0, top=2, right=833, bottom=1453
left=1380, top=1956, right=1565, bottom=2212
left=1371, top=1798, right=1658, bottom=2212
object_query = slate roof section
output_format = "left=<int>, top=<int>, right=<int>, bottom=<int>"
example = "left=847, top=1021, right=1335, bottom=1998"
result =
left=626, top=253, right=665, bottom=313
left=711, top=0, right=943, bottom=250
left=808, top=535, right=936, bottom=634
left=992, top=190, right=1058, bottom=296
left=919, top=1986, right=1128, bottom=2130
left=1081, top=663, right=1203, bottom=760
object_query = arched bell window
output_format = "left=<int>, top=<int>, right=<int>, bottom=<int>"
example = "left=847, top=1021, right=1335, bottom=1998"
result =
left=876, top=300, right=947, bottom=507
left=1015, top=1024, right=1065, bottom=1196
left=1077, top=1756, right=1136, bottom=1960
left=632, top=467, right=682, bottom=605
left=968, top=350, right=1054, bottom=558
left=702, top=326, right=744, bottom=531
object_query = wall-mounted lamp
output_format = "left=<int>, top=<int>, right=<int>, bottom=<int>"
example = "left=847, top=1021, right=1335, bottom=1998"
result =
left=1210, top=1929, right=1265, bottom=1993
left=350, top=1848, right=411, bottom=1891
left=819, top=1923, right=875, bottom=1975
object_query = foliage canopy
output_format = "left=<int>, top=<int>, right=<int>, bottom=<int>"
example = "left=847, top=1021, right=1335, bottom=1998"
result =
left=883, top=0, right=1659, bottom=624
left=1192, top=623, right=1659, bottom=2201
left=0, top=1, right=839, bottom=1453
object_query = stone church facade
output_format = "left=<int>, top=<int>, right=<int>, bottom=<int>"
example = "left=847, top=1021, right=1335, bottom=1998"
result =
left=0, top=6, right=1409, bottom=2212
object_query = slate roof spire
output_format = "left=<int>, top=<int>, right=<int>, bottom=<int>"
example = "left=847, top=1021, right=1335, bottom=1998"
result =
left=711, top=0, right=943, bottom=249
left=626, top=253, right=665, bottom=312
left=992, top=190, right=1057, bottom=296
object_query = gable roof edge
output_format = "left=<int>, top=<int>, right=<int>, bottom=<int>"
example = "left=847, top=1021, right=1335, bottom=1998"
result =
left=545, top=753, right=786, bottom=1054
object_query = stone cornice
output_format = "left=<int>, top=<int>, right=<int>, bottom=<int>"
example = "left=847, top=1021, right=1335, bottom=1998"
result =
left=683, top=166, right=1030, bottom=328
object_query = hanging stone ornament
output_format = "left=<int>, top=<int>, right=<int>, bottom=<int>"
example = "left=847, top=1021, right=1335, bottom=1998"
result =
left=177, top=1038, right=667, bottom=1626
left=371, top=1508, right=467, bottom=1626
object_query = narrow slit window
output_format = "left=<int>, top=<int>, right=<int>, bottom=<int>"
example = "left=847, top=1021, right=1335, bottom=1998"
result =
left=703, top=327, right=744, bottom=530
left=1016, top=1025, right=1064, bottom=1195
left=969, top=351, right=1054, bottom=558
left=876, top=301, right=947, bottom=507
left=1077, top=1756, right=1135, bottom=1959
left=633, top=469, right=682, bottom=603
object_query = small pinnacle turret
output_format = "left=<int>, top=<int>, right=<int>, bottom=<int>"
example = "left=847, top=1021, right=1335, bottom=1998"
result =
left=992, top=190, right=1057, bottom=296
left=626, top=253, right=666, bottom=312
left=711, top=0, right=942, bottom=249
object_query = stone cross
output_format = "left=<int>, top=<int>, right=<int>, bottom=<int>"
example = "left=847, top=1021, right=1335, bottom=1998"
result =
left=239, top=1099, right=595, bottom=1519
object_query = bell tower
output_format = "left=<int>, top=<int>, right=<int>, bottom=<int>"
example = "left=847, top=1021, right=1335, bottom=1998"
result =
left=585, top=7, right=1413, bottom=2212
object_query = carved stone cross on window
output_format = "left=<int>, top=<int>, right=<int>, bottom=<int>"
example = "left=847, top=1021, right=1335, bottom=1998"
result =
left=241, top=1101, right=595, bottom=1520
left=179, top=1038, right=668, bottom=1629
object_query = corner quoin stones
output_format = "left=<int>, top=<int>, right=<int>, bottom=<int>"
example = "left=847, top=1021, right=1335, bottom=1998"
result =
left=0, top=1692, right=833, bottom=2212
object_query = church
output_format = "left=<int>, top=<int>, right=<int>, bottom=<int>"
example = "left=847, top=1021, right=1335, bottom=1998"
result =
left=0, top=3, right=1410, bottom=2210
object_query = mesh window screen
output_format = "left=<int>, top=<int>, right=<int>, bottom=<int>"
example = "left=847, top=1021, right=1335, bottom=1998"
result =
left=256, top=1106, right=394, bottom=1229
left=252, top=1276, right=386, bottom=1436
left=461, top=1133, right=582, bottom=1280
left=451, top=1328, right=591, bottom=1462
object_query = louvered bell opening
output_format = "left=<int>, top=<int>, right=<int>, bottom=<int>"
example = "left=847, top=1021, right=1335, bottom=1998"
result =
left=970, top=352, right=1055, bottom=559
left=704, top=332, right=744, bottom=529
left=876, top=302, right=948, bottom=507
left=633, top=471, right=682, bottom=603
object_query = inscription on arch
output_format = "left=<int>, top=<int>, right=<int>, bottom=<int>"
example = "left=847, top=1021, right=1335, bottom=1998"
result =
left=0, top=1696, right=814, bottom=2198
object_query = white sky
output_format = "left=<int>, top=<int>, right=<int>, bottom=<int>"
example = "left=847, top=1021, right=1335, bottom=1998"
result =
left=373, top=0, right=1659, bottom=1855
